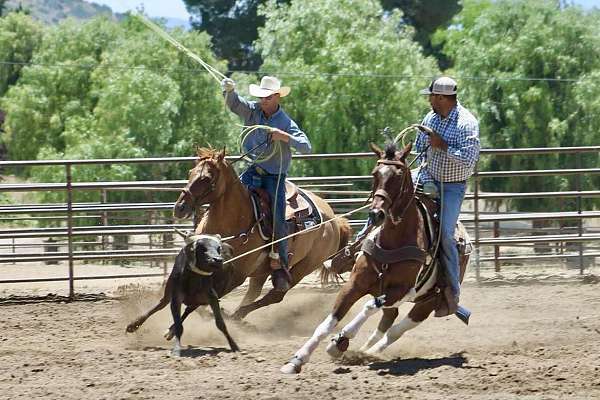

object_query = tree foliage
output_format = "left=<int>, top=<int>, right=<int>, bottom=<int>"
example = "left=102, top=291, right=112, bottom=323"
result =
left=380, top=0, right=461, bottom=69
left=253, top=0, right=438, bottom=178
left=1, top=15, right=236, bottom=219
left=184, top=0, right=460, bottom=71
left=439, top=0, right=600, bottom=211
left=0, top=12, right=43, bottom=96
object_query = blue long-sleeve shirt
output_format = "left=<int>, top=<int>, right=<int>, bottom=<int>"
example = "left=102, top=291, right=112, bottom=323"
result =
left=225, top=91, right=311, bottom=175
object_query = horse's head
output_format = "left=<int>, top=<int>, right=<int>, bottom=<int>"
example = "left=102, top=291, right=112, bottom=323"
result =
left=368, top=142, right=414, bottom=226
left=173, top=147, right=230, bottom=219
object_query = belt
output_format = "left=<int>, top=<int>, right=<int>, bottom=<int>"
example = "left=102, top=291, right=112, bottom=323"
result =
left=444, top=180, right=466, bottom=184
left=255, top=166, right=268, bottom=175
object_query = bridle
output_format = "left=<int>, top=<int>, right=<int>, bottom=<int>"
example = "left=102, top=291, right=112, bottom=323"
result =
left=180, top=161, right=218, bottom=209
left=372, top=158, right=416, bottom=225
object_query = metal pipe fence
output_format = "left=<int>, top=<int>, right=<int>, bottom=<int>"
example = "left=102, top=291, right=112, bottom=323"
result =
left=1, top=146, right=598, bottom=297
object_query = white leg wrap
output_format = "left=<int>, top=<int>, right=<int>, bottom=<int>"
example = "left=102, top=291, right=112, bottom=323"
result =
left=359, top=329, right=384, bottom=352
left=294, top=314, right=338, bottom=363
left=367, top=317, right=420, bottom=354
left=340, top=297, right=382, bottom=339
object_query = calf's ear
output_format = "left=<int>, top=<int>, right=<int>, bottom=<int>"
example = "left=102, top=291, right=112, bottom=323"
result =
left=221, top=243, right=234, bottom=260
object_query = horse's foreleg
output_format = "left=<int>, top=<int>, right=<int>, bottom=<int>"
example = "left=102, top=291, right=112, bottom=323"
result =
left=365, top=300, right=433, bottom=355
left=326, top=295, right=386, bottom=358
left=238, top=275, right=268, bottom=307
left=208, top=288, right=239, bottom=352
left=327, top=284, right=415, bottom=358
left=281, top=282, right=366, bottom=374
left=231, top=287, right=286, bottom=320
left=359, top=307, right=398, bottom=352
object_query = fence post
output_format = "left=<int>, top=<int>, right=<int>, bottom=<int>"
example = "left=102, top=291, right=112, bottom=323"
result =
left=576, top=151, right=584, bottom=274
left=101, top=189, right=108, bottom=258
left=66, top=163, right=74, bottom=299
left=473, top=164, right=481, bottom=281
left=493, top=220, right=500, bottom=272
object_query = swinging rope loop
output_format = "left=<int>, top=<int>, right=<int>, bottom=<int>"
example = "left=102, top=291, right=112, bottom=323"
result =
left=133, top=12, right=226, bottom=84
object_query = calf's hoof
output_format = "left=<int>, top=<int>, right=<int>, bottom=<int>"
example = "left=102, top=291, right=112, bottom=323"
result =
left=164, top=327, right=175, bottom=341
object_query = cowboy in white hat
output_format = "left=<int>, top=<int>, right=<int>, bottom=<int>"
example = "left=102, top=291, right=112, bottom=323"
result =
left=221, top=76, right=312, bottom=291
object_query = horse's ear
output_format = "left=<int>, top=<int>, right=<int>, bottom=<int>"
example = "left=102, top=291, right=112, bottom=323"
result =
left=400, top=143, right=413, bottom=160
left=217, top=147, right=226, bottom=162
left=369, top=142, right=383, bottom=158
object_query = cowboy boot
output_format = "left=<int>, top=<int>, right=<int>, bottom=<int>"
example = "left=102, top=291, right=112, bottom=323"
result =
left=269, top=251, right=291, bottom=292
left=434, top=286, right=459, bottom=317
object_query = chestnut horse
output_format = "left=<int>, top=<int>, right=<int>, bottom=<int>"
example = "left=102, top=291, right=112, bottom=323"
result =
left=172, top=148, right=352, bottom=320
left=281, top=142, right=471, bottom=374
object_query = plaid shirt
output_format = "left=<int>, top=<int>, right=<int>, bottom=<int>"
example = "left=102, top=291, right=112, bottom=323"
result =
left=415, top=102, right=480, bottom=183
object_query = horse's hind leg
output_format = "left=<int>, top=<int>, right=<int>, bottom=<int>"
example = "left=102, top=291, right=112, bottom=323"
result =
left=365, top=300, right=434, bottom=355
left=359, top=307, right=398, bottom=352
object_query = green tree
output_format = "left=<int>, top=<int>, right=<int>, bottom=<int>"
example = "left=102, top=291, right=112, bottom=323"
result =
left=0, top=12, right=43, bottom=96
left=440, top=0, right=600, bottom=211
left=1, top=15, right=236, bottom=224
left=380, top=0, right=461, bottom=69
left=184, top=0, right=290, bottom=71
left=184, top=0, right=459, bottom=71
left=254, top=0, right=439, bottom=177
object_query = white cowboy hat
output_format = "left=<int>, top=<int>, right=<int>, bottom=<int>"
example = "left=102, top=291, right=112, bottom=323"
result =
left=249, top=76, right=291, bottom=98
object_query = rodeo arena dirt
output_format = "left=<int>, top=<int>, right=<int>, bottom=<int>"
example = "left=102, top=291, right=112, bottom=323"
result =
left=1, top=251, right=600, bottom=400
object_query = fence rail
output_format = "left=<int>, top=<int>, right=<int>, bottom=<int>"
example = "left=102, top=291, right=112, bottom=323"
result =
left=1, top=146, right=598, bottom=296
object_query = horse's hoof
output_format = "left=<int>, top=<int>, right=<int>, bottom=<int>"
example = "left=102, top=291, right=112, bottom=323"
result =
left=280, top=356, right=302, bottom=374
left=326, top=335, right=349, bottom=359
left=280, top=363, right=301, bottom=374
left=164, top=328, right=175, bottom=341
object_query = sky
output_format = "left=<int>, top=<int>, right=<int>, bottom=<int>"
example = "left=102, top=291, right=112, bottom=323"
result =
left=85, top=0, right=191, bottom=20
left=85, top=0, right=600, bottom=20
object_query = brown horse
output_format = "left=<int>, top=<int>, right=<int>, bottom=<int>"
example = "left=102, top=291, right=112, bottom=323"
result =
left=281, top=142, right=471, bottom=374
left=172, top=148, right=352, bottom=320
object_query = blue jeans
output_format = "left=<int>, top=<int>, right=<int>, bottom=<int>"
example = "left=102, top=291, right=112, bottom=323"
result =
left=240, top=166, right=288, bottom=267
left=435, top=181, right=466, bottom=298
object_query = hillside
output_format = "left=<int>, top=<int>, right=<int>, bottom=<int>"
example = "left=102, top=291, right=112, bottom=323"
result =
left=4, top=0, right=120, bottom=24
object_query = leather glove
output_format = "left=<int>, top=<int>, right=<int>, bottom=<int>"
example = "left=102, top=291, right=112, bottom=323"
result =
left=221, top=78, right=235, bottom=93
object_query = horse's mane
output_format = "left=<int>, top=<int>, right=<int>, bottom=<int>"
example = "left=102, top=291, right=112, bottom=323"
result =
left=383, top=142, right=398, bottom=160
left=196, top=147, right=220, bottom=160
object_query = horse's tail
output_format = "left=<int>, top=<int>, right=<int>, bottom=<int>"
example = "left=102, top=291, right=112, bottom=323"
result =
left=336, top=217, right=352, bottom=251
left=319, top=217, right=353, bottom=286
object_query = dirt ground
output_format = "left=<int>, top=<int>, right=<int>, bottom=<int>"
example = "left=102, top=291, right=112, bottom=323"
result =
left=1, top=267, right=600, bottom=400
